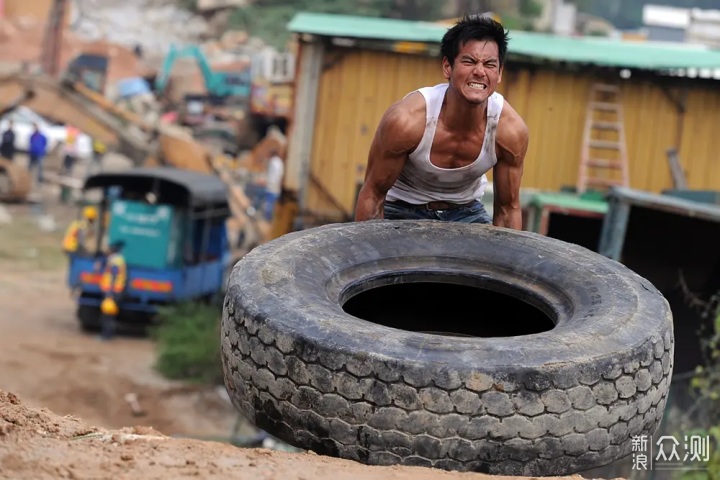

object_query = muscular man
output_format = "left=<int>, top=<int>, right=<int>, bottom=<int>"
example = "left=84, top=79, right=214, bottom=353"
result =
left=355, top=15, right=528, bottom=229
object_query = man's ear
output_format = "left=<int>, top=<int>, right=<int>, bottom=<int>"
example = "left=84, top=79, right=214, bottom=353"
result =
left=498, top=65, right=504, bottom=84
left=442, top=57, right=452, bottom=80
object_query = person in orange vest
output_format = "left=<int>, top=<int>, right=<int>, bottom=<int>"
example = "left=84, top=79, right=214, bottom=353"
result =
left=98, top=240, right=126, bottom=340
left=62, top=125, right=80, bottom=174
left=62, top=206, right=98, bottom=255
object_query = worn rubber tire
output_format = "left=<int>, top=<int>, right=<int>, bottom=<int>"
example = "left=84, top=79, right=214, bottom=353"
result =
left=221, top=220, right=674, bottom=476
left=77, top=305, right=101, bottom=333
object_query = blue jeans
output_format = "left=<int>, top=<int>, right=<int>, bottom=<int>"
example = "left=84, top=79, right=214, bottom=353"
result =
left=29, top=154, right=44, bottom=183
left=262, top=191, right=280, bottom=221
left=384, top=200, right=492, bottom=224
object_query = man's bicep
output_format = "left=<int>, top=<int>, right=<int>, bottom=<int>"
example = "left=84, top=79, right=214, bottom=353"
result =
left=363, top=108, right=416, bottom=193
left=493, top=159, right=523, bottom=206
left=495, top=119, right=528, bottom=206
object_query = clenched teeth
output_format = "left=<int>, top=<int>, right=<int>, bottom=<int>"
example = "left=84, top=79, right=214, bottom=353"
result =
left=468, top=83, right=487, bottom=90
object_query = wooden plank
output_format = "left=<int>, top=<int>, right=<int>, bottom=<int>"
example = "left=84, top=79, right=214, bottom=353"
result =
left=591, top=102, right=620, bottom=112
left=591, top=121, right=621, bottom=130
left=587, top=159, right=624, bottom=169
left=589, top=140, right=622, bottom=149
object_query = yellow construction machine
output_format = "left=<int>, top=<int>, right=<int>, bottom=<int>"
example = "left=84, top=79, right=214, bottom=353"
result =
left=0, top=71, right=274, bottom=243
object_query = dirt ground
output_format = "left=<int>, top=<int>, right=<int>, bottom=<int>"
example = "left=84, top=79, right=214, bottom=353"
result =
left=0, top=389, right=608, bottom=480
left=0, top=197, right=243, bottom=436
left=0, top=163, right=614, bottom=479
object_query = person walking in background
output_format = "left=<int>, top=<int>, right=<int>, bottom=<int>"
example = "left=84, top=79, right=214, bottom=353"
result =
left=263, top=150, right=284, bottom=221
left=91, top=138, right=106, bottom=175
left=1, top=121, right=16, bottom=161
left=62, top=125, right=79, bottom=174
left=29, top=123, right=48, bottom=183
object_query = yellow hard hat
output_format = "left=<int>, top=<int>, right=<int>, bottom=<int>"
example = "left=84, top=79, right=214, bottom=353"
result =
left=101, top=297, right=119, bottom=316
left=83, top=206, right=97, bottom=220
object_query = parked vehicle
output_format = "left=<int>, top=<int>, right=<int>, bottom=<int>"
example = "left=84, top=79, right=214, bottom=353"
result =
left=67, top=167, right=232, bottom=331
left=0, top=106, right=93, bottom=159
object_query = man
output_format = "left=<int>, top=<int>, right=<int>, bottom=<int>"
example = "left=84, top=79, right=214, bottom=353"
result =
left=355, top=15, right=528, bottom=230
left=98, top=240, right=126, bottom=341
left=263, top=150, right=284, bottom=221
left=91, top=138, right=106, bottom=176
left=62, top=125, right=79, bottom=174
left=1, top=121, right=15, bottom=161
left=29, top=123, right=48, bottom=183
left=62, top=206, right=98, bottom=255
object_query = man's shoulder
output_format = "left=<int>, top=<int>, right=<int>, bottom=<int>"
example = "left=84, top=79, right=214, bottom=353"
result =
left=497, top=99, right=528, bottom=144
left=495, top=99, right=529, bottom=164
left=379, top=93, right=426, bottom=140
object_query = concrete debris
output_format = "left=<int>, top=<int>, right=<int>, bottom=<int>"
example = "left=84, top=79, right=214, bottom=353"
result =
left=0, top=16, right=151, bottom=87
left=0, top=205, right=12, bottom=225
left=37, top=214, right=57, bottom=232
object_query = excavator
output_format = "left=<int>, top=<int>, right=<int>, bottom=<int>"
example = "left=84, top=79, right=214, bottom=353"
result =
left=0, top=68, right=276, bottom=245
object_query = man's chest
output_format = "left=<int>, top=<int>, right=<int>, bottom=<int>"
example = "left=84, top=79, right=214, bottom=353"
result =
left=429, top=126, right=489, bottom=169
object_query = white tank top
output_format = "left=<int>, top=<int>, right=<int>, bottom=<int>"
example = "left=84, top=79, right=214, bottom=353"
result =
left=386, top=83, right=504, bottom=205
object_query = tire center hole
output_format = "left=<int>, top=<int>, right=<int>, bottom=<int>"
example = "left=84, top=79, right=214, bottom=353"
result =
left=341, top=280, right=556, bottom=338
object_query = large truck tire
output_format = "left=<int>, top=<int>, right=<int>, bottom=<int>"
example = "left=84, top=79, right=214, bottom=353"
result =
left=221, top=221, right=674, bottom=476
left=77, top=304, right=101, bottom=332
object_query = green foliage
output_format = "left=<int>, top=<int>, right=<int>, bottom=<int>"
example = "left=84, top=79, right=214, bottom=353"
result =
left=228, top=0, right=444, bottom=49
left=674, top=302, right=720, bottom=480
left=676, top=426, right=720, bottom=480
left=518, top=0, right=543, bottom=19
left=152, top=302, right=224, bottom=385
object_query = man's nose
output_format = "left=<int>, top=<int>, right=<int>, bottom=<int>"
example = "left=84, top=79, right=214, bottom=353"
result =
left=472, top=64, right=486, bottom=77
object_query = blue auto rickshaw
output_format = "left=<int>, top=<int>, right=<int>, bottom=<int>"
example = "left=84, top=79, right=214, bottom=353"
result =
left=67, top=167, right=232, bottom=331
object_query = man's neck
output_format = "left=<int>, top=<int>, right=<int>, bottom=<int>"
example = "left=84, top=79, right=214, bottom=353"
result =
left=442, top=86, right=488, bottom=133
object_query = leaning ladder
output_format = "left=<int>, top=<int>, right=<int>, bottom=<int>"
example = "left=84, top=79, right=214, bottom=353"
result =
left=576, top=82, right=630, bottom=194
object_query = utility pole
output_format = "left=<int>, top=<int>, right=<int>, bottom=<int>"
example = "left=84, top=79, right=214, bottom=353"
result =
left=40, top=0, right=69, bottom=77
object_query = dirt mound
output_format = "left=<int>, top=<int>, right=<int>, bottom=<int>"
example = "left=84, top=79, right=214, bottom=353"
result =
left=0, top=390, right=605, bottom=480
left=0, top=390, right=96, bottom=438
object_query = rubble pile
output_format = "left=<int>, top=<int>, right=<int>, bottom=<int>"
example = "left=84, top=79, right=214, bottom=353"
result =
left=0, top=16, right=150, bottom=83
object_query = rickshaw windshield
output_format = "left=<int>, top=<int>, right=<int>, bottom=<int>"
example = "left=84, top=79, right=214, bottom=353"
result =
left=81, top=168, right=231, bottom=262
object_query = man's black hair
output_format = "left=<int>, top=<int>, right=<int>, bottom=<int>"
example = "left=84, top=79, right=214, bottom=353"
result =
left=440, top=15, right=510, bottom=67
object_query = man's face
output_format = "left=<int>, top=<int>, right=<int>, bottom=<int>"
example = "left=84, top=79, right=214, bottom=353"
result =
left=443, top=39, right=503, bottom=105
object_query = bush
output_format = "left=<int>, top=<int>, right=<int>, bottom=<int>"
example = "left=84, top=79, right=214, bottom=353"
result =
left=674, top=296, right=720, bottom=480
left=151, top=302, right=224, bottom=385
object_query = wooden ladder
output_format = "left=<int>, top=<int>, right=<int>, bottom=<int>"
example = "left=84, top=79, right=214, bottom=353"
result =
left=576, top=82, right=630, bottom=194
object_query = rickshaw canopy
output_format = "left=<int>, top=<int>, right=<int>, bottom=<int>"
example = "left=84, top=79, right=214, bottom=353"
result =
left=83, top=167, right=231, bottom=219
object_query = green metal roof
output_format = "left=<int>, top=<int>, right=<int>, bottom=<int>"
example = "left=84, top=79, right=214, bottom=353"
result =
left=288, top=12, right=720, bottom=70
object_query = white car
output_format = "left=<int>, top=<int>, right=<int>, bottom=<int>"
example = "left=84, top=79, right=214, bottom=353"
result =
left=0, top=106, right=92, bottom=159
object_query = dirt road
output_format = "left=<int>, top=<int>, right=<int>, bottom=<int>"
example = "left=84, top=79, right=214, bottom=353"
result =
left=0, top=198, right=240, bottom=439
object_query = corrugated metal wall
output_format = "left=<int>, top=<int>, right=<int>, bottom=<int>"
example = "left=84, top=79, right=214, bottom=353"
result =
left=306, top=46, right=720, bottom=214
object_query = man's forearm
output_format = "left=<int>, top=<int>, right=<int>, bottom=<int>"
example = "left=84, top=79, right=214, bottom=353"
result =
left=492, top=206, right=522, bottom=230
left=355, top=198, right=385, bottom=221
left=355, top=188, right=386, bottom=221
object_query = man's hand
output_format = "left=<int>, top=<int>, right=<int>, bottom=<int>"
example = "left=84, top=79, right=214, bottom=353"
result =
left=355, top=95, right=425, bottom=221
left=493, top=103, right=528, bottom=230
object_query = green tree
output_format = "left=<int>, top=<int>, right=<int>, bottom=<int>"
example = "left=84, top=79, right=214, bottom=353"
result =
left=228, top=0, right=444, bottom=49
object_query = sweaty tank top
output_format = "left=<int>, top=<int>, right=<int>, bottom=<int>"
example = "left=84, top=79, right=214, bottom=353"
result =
left=386, top=83, right=504, bottom=205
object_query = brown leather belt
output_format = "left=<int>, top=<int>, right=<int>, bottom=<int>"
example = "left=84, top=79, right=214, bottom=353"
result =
left=388, top=199, right=476, bottom=211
